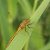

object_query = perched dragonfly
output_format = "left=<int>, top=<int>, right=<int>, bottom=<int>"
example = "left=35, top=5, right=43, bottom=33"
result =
left=6, top=19, right=30, bottom=48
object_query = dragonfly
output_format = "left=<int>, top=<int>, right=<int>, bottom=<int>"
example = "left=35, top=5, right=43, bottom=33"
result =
left=6, top=19, right=30, bottom=48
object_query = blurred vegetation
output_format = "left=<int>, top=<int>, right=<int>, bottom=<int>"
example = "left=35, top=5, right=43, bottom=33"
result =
left=0, top=0, right=50, bottom=50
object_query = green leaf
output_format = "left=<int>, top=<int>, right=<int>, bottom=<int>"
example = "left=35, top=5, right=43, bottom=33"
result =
left=30, top=0, right=50, bottom=23
left=29, top=0, right=50, bottom=49
left=8, top=0, right=18, bottom=23
left=6, top=29, right=31, bottom=50
left=0, top=0, right=10, bottom=45
left=6, top=0, right=50, bottom=50
left=18, top=0, right=31, bottom=17
left=30, top=24, right=44, bottom=49
left=32, top=0, right=39, bottom=12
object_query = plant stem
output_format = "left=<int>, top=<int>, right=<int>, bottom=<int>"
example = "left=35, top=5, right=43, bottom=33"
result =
left=33, top=0, right=39, bottom=12
left=30, top=0, right=50, bottom=24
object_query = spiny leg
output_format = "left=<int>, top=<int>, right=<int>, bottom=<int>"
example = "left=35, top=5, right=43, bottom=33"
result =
left=27, top=22, right=34, bottom=28
left=27, top=25, right=32, bottom=28
left=25, top=26, right=30, bottom=35
left=27, top=24, right=33, bottom=29
left=28, top=22, right=33, bottom=25
left=25, top=26, right=28, bottom=33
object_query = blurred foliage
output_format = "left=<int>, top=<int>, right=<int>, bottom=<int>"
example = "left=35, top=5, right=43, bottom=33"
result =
left=40, top=3, right=50, bottom=44
left=0, top=0, right=50, bottom=50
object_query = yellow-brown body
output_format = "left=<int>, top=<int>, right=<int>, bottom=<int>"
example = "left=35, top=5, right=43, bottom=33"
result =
left=6, top=19, right=30, bottom=48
